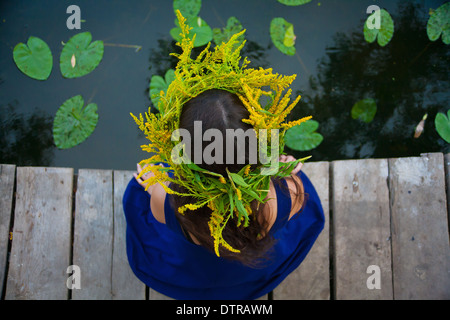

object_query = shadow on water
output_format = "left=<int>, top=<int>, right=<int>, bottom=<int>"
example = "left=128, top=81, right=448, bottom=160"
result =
left=288, top=1, right=450, bottom=161
left=0, top=99, right=55, bottom=166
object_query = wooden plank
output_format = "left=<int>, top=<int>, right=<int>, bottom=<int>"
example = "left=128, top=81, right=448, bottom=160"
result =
left=389, top=153, right=450, bottom=299
left=332, top=159, right=393, bottom=300
left=0, top=164, right=16, bottom=298
left=444, top=153, right=450, bottom=227
left=112, top=170, right=146, bottom=300
left=273, top=162, right=330, bottom=300
left=6, top=167, right=73, bottom=300
left=72, top=169, right=113, bottom=300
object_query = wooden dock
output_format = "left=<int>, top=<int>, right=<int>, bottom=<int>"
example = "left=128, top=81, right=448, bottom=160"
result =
left=1, top=153, right=449, bottom=300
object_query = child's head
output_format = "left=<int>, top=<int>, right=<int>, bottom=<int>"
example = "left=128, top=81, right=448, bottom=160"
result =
left=179, top=89, right=256, bottom=176
left=172, top=89, right=274, bottom=266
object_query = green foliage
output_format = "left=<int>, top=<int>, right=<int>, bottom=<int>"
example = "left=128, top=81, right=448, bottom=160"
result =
left=285, top=120, right=323, bottom=151
left=351, top=98, right=377, bottom=123
left=149, top=69, right=176, bottom=111
left=173, top=0, right=201, bottom=19
left=60, top=32, right=104, bottom=78
left=427, top=2, right=450, bottom=45
left=277, top=0, right=312, bottom=5
left=53, top=95, right=99, bottom=149
left=364, top=9, right=394, bottom=47
left=171, top=0, right=212, bottom=47
left=13, top=36, right=53, bottom=80
left=435, top=110, right=450, bottom=143
left=213, top=16, right=245, bottom=48
left=270, top=17, right=296, bottom=56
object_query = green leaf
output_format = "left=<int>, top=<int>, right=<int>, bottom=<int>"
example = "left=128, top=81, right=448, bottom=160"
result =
left=170, top=16, right=213, bottom=47
left=351, top=98, right=377, bottom=123
left=270, top=17, right=296, bottom=56
left=285, top=120, right=323, bottom=151
left=277, top=0, right=312, bottom=6
left=60, top=32, right=104, bottom=78
left=212, top=16, right=245, bottom=47
left=427, top=2, right=450, bottom=45
left=435, top=110, right=450, bottom=143
left=363, top=9, right=394, bottom=47
left=149, top=69, right=175, bottom=110
left=173, top=0, right=202, bottom=19
left=53, top=95, right=98, bottom=149
left=228, top=172, right=249, bottom=188
left=13, top=36, right=53, bottom=80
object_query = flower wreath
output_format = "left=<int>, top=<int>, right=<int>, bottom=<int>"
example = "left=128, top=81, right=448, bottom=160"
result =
left=131, top=10, right=312, bottom=257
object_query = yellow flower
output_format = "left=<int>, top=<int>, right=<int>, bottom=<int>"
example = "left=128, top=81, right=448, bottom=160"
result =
left=219, top=176, right=226, bottom=184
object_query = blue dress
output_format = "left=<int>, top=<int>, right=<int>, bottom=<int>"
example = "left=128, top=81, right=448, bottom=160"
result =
left=123, top=169, right=325, bottom=300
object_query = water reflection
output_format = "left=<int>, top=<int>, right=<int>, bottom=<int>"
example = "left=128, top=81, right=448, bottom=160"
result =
left=288, top=1, right=450, bottom=161
left=0, top=99, right=55, bottom=166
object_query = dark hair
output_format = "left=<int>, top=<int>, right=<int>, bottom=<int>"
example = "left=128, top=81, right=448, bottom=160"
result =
left=170, top=89, right=304, bottom=267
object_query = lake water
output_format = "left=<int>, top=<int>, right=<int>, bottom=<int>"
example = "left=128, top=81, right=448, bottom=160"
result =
left=1, top=0, right=449, bottom=171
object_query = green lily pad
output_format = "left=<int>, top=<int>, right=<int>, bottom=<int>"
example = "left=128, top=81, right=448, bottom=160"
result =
left=435, top=110, right=450, bottom=143
left=351, top=98, right=377, bottom=123
left=13, top=36, right=53, bottom=80
left=173, top=0, right=202, bottom=19
left=170, top=16, right=213, bottom=47
left=427, top=2, right=450, bottom=45
left=270, top=17, right=296, bottom=56
left=149, top=69, right=175, bottom=111
left=285, top=120, right=323, bottom=151
left=60, top=32, right=104, bottom=78
left=364, top=9, right=394, bottom=47
left=212, top=16, right=244, bottom=47
left=277, top=0, right=312, bottom=6
left=53, top=95, right=98, bottom=149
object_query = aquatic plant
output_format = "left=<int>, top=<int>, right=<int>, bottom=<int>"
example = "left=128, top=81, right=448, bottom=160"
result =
left=213, top=16, right=245, bottom=49
left=435, top=110, right=450, bottom=143
left=277, top=0, right=311, bottom=5
left=351, top=98, right=377, bottom=123
left=270, top=17, right=296, bottom=55
left=60, top=32, right=104, bottom=78
left=364, top=9, right=394, bottom=47
left=285, top=120, right=323, bottom=151
left=170, top=0, right=212, bottom=47
left=427, top=2, right=449, bottom=45
left=149, top=69, right=175, bottom=110
left=53, top=95, right=98, bottom=149
left=13, top=36, right=53, bottom=80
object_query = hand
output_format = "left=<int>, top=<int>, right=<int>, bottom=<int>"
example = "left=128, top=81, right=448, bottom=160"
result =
left=133, top=163, right=164, bottom=194
left=279, top=154, right=303, bottom=176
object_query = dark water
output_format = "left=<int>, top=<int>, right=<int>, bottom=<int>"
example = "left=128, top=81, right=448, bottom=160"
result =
left=0, top=0, right=448, bottom=171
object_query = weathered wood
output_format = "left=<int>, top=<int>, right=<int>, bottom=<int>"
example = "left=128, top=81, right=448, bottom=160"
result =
left=0, top=164, right=16, bottom=297
left=6, top=167, right=73, bottom=300
left=273, top=162, right=330, bottom=300
left=444, top=153, right=450, bottom=228
left=112, top=171, right=146, bottom=300
left=72, top=169, right=113, bottom=300
left=332, top=159, right=393, bottom=300
left=389, top=153, right=450, bottom=299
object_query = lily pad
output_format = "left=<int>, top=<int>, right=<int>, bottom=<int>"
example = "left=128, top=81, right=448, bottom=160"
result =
left=13, top=36, right=53, bottom=80
left=270, top=17, right=296, bottom=56
left=435, top=110, right=450, bottom=143
left=173, top=0, right=202, bottom=19
left=285, top=120, right=323, bottom=151
left=212, top=16, right=244, bottom=47
left=277, top=0, right=312, bottom=6
left=149, top=69, right=175, bottom=111
left=364, top=9, right=394, bottom=47
left=170, top=16, right=213, bottom=47
left=351, top=98, right=377, bottom=123
left=427, top=2, right=450, bottom=45
left=60, top=32, right=104, bottom=78
left=53, top=95, right=98, bottom=149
